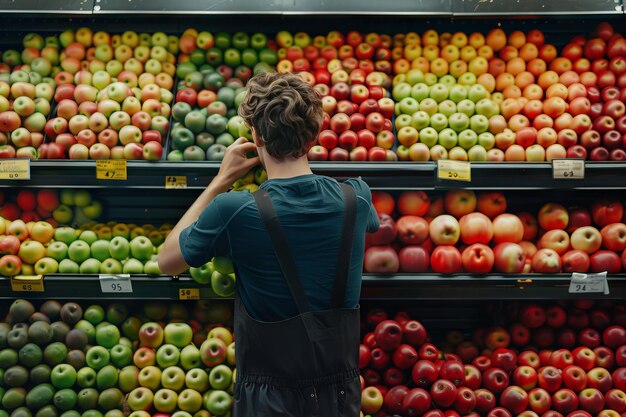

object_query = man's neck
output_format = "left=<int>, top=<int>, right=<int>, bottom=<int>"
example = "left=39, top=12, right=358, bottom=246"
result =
left=264, top=155, right=313, bottom=180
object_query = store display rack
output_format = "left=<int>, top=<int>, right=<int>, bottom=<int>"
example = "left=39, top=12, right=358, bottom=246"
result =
left=1, top=273, right=625, bottom=300
left=0, top=0, right=623, bottom=15
left=3, top=161, right=626, bottom=191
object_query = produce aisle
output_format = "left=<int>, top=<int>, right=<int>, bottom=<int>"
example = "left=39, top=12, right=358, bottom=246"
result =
left=1, top=2, right=626, bottom=416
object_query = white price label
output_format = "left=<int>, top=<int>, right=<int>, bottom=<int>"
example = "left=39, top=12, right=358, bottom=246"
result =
left=569, top=272, right=609, bottom=294
left=552, top=159, right=585, bottom=179
left=99, top=274, right=133, bottom=293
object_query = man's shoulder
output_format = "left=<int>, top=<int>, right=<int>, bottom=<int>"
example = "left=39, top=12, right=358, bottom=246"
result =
left=212, top=190, right=256, bottom=213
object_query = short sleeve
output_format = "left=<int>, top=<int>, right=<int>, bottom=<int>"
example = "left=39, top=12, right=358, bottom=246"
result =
left=345, top=178, right=380, bottom=233
left=179, top=195, right=232, bottom=267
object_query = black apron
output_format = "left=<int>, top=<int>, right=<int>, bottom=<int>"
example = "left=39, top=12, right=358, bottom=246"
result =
left=233, top=183, right=361, bottom=417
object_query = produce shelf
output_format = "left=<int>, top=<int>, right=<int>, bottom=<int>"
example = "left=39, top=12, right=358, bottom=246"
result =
left=0, top=275, right=222, bottom=300
left=0, top=0, right=94, bottom=14
left=361, top=274, right=626, bottom=300
left=451, top=0, right=624, bottom=16
left=3, top=161, right=626, bottom=191
left=281, top=0, right=452, bottom=16
left=93, top=0, right=282, bottom=14
left=1, top=274, right=624, bottom=300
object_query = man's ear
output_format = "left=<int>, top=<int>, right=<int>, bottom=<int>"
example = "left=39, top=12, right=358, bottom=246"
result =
left=252, top=128, right=264, bottom=147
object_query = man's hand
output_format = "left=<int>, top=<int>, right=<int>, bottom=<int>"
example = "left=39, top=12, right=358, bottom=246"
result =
left=215, top=137, right=260, bottom=189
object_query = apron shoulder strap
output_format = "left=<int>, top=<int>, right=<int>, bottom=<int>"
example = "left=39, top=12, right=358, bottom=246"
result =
left=253, top=189, right=310, bottom=314
left=331, top=183, right=358, bottom=309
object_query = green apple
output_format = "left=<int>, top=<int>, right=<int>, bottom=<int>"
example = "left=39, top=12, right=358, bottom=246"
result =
left=122, top=258, right=144, bottom=274
left=470, top=114, right=490, bottom=134
left=468, top=84, right=489, bottom=102
left=438, top=100, right=457, bottom=118
left=76, top=367, right=96, bottom=388
left=51, top=363, right=77, bottom=389
left=53, top=205, right=73, bottom=225
left=129, top=236, right=154, bottom=262
left=98, top=387, right=123, bottom=411
left=54, top=227, right=78, bottom=245
left=110, top=344, right=132, bottom=368
left=227, top=342, right=235, bottom=367
left=468, top=145, right=488, bottom=161
left=80, top=258, right=101, bottom=274
left=211, top=271, right=235, bottom=297
left=84, top=305, right=105, bottom=325
left=179, top=345, right=201, bottom=371
left=85, top=346, right=110, bottom=371
left=46, top=241, right=68, bottom=262
left=126, top=387, right=153, bottom=412
left=212, top=256, right=233, bottom=274
left=430, top=113, right=448, bottom=132
left=43, top=342, right=67, bottom=366
left=78, top=230, right=98, bottom=245
left=448, top=112, right=470, bottom=133
left=438, top=128, right=458, bottom=150
left=156, top=344, right=180, bottom=368
left=121, top=316, right=142, bottom=341
left=74, top=320, right=96, bottom=344
left=177, top=388, right=203, bottom=413
left=457, top=99, right=476, bottom=117
left=119, top=336, right=133, bottom=349
left=449, top=84, right=468, bottom=103
left=478, top=132, right=496, bottom=150
left=143, top=259, right=161, bottom=275
left=53, top=388, right=78, bottom=411
left=59, top=259, right=80, bottom=274
left=118, top=365, right=139, bottom=393
left=160, top=366, right=185, bottom=391
left=189, top=261, right=213, bottom=285
left=163, top=323, right=192, bottom=348
left=96, top=364, right=118, bottom=390
left=429, top=84, right=449, bottom=103
left=458, top=129, right=478, bottom=150
left=95, top=324, right=120, bottom=349
left=34, top=257, right=59, bottom=275
left=100, top=258, right=123, bottom=274
left=204, top=390, right=232, bottom=416
left=185, top=368, right=209, bottom=392
left=18, top=343, right=43, bottom=368
left=153, top=388, right=178, bottom=413
left=68, top=240, right=91, bottom=263
left=138, top=365, right=162, bottom=391
left=208, top=364, right=232, bottom=390
left=109, top=237, right=130, bottom=261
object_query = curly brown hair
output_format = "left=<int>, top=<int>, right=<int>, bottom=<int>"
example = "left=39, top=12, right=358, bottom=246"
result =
left=238, top=72, right=323, bottom=159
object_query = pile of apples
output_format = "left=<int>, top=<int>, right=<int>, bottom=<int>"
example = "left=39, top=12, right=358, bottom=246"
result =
left=364, top=189, right=626, bottom=274
left=0, top=298, right=236, bottom=417
left=358, top=301, right=626, bottom=417
left=175, top=29, right=278, bottom=83
left=168, top=91, right=246, bottom=161
left=271, top=30, right=396, bottom=161
left=556, top=23, right=626, bottom=161
left=40, top=28, right=177, bottom=160
left=0, top=75, right=53, bottom=159
left=0, top=188, right=104, bottom=230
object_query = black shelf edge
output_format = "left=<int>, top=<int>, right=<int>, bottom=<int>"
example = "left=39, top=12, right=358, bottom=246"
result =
left=2, top=161, right=626, bottom=190
left=361, top=274, right=626, bottom=300
left=0, top=275, right=223, bottom=300
left=0, top=0, right=95, bottom=14
left=1, top=274, right=624, bottom=301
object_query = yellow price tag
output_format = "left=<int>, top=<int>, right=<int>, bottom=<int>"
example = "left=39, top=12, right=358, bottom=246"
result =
left=11, top=275, right=44, bottom=292
left=0, top=159, right=30, bottom=180
left=437, top=160, right=471, bottom=182
left=96, top=160, right=127, bottom=180
left=165, top=176, right=187, bottom=189
left=179, top=288, right=200, bottom=300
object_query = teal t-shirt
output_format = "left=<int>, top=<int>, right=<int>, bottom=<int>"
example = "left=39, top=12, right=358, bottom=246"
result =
left=179, top=174, right=379, bottom=322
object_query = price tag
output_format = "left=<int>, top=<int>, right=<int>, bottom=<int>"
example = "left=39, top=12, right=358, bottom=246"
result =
left=11, top=275, right=44, bottom=292
left=165, top=176, right=187, bottom=189
left=179, top=288, right=200, bottom=300
left=96, top=160, right=127, bottom=180
left=99, top=274, right=133, bottom=293
left=569, top=272, right=609, bottom=294
left=552, top=159, right=585, bottom=179
left=0, top=159, right=31, bottom=180
left=437, top=160, right=471, bottom=182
